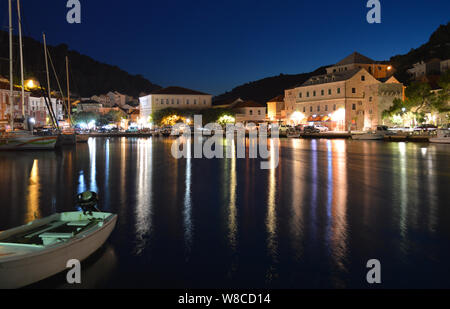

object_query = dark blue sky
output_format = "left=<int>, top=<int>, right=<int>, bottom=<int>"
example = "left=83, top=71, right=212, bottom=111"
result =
left=2, top=0, right=449, bottom=95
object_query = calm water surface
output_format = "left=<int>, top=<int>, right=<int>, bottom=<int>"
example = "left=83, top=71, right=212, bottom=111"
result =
left=0, top=137, right=449, bottom=288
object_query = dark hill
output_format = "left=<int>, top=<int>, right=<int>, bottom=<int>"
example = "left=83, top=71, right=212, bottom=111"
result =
left=213, top=66, right=328, bottom=104
left=390, top=22, right=450, bottom=83
left=215, top=22, right=450, bottom=104
left=0, top=30, right=161, bottom=98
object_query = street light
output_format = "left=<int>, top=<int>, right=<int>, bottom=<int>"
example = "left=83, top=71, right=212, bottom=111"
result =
left=25, top=79, right=39, bottom=89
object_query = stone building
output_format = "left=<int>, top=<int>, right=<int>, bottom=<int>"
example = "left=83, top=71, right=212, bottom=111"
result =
left=267, top=95, right=285, bottom=122
left=139, top=86, right=212, bottom=122
left=284, top=68, right=403, bottom=131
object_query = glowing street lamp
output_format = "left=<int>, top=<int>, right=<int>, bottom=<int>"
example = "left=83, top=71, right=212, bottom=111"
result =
left=25, top=79, right=39, bottom=89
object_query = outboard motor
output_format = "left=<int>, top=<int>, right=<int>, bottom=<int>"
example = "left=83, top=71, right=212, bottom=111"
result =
left=77, top=191, right=100, bottom=215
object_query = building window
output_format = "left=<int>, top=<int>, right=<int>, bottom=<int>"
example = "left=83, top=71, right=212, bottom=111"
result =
left=166, top=99, right=169, bottom=105
left=369, top=97, right=373, bottom=102
left=171, top=99, right=174, bottom=105
left=194, top=100, right=197, bottom=105
left=328, top=89, right=331, bottom=95
left=258, top=110, right=261, bottom=115
left=307, top=92, right=310, bottom=97
left=337, top=88, right=341, bottom=94
left=321, top=90, right=324, bottom=96
left=303, top=106, right=306, bottom=113
left=313, top=91, right=316, bottom=97
left=310, top=106, right=313, bottom=112
left=317, top=106, right=320, bottom=112
left=203, top=100, right=206, bottom=105
left=352, top=88, right=356, bottom=94
left=333, top=104, right=336, bottom=111
left=299, top=92, right=302, bottom=98
left=177, top=99, right=180, bottom=104
left=352, top=104, right=356, bottom=110
left=325, top=105, right=328, bottom=112
left=186, top=99, right=189, bottom=104
left=361, top=75, right=365, bottom=81
left=249, top=110, right=253, bottom=115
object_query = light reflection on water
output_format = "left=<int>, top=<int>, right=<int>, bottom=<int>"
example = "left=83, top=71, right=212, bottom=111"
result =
left=0, top=137, right=450, bottom=288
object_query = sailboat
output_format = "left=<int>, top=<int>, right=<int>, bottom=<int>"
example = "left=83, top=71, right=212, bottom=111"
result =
left=0, top=0, right=57, bottom=151
left=64, top=56, right=88, bottom=143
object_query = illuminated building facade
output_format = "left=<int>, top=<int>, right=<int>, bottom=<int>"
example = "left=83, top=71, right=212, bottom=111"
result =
left=282, top=52, right=402, bottom=131
left=139, top=86, right=212, bottom=123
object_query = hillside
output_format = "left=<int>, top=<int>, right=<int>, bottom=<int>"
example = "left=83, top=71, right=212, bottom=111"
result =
left=0, top=30, right=161, bottom=98
left=390, top=22, right=450, bottom=83
left=214, top=66, right=328, bottom=104
left=215, top=22, right=450, bottom=104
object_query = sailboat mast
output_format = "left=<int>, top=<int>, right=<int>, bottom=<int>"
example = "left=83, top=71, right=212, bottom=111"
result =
left=66, top=56, right=71, bottom=122
left=8, top=0, right=14, bottom=129
left=43, top=33, right=51, bottom=101
left=17, top=0, right=25, bottom=118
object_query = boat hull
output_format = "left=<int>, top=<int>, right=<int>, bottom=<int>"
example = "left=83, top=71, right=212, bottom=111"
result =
left=0, top=213, right=117, bottom=289
left=352, top=134, right=384, bottom=140
left=430, top=138, right=450, bottom=144
left=0, top=136, right=58, bottom=150
left=76, top=134, right=90, bottom=143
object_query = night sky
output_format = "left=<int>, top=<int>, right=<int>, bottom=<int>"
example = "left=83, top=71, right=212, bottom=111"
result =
left=1, top=0, right=449, bottom=95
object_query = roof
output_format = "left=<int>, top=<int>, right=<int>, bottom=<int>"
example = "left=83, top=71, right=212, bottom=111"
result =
left=233, top=100, right=266, bottom=108
left=151, top=86, right=210, bottom=96
left=267, top=94, right=284, bottom=102
left=301, top=68, right=362, bottom=87
left=335, top=52, right=376, bottom=65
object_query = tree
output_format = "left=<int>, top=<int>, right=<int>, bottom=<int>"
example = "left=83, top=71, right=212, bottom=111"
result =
left=72, top=112, right=98, bottom=124
left=383, top=80, right=443, bottom=125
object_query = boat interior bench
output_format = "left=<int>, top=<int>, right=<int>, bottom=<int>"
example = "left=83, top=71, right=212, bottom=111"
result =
left=39, top=232, right=75, bottom=246
left=1, top=219, right=101, bottom=246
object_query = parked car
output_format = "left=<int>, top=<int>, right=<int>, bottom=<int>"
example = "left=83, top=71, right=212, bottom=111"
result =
left=304, top=126, right=320, bottom=134
left=314, top=125, right=329, bottom=132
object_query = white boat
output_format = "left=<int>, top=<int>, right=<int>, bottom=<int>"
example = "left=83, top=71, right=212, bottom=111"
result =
left=351, top=132, right=384, bottom=140
left=76, top=134, right=90, bottom=143
left=352, top=125, right=395, bottom=140
left=430, top=129, right=450, bottom=144
left=0, top=211, right=117, bottom=289
left=0, top=131, right=58, bottom=150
